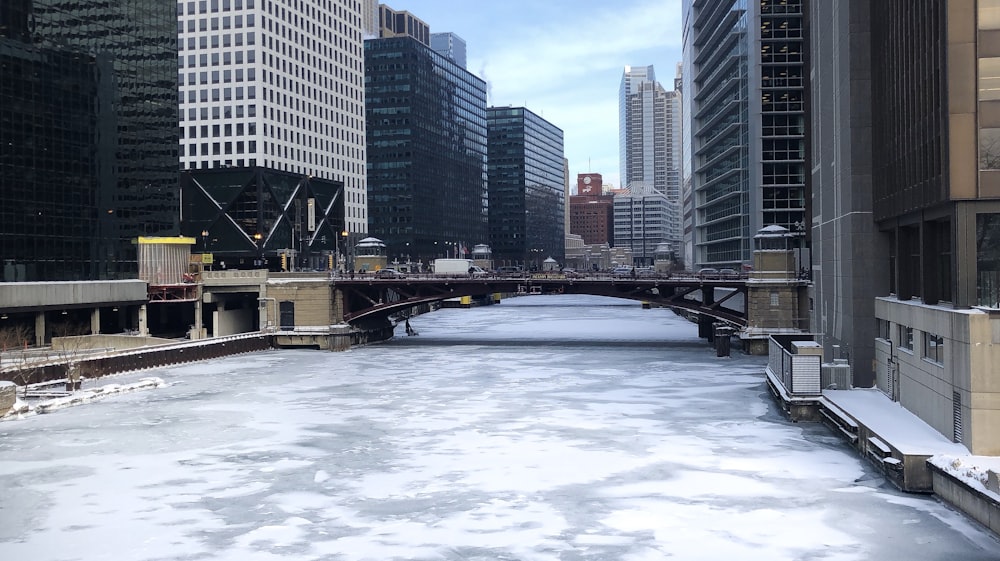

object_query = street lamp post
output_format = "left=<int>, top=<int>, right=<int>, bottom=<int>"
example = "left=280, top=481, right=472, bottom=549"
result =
left=201, top=229, right=211, bottom=271
left=340, top=230, right=349, bottom=272
left=253, top=232, right=263, bottom=268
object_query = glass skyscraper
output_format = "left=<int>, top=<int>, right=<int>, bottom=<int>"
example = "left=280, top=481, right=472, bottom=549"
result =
left=618, top=65, right=683, bottom=254
left=365, top=35, right=488, bottom=264
left=685, top=0, right=806, bottom=268
left=487, top=106, right=565, bottom=268
left=0, top=0, right=178, bottom=281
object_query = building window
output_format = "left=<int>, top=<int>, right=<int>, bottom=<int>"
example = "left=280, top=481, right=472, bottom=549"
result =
left=924, top=332, right=944, bottom=364
left=876, top=318, right=890, bottom=340
left=976, top=213, right=1000, bottom=307
left=899, top=325, right=913, bottom=351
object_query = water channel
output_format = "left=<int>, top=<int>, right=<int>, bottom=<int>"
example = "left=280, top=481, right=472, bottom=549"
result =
left=0, top=295, right=997, bottom=560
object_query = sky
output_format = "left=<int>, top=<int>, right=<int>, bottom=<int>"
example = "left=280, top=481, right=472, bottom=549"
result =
left=381, top=0, right=685, bottom=191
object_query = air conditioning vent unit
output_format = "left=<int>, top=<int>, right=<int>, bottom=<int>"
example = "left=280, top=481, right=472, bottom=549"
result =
left=821, top=360, right=852, bottom=390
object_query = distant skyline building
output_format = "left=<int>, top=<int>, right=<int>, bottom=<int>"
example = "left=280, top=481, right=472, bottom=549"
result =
left=613, top=184, right=676, bottom=267
left=177, top=0, right=368, bottom=237
left=684, top=0, right=807, bottom=268
left=430, top=32, right=466, bottom=68
left=570, top=174, right=615, bottom=247
left=1, top=0, right=178, bottom=281
left=619, top=65, right=682, bottom=251
left=487, top=106, right=566, bottom=268
left=375, top=3, right=429, bottom=45
left=365, top=36, right=488, bottom=264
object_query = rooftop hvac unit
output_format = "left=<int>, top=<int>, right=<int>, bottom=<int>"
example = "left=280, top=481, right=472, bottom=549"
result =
left=821, top=359, right=852, bottom=390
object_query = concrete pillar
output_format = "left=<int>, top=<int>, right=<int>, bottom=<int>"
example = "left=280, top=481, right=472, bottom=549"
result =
left=90, top=308, right=100, bottom=335
left=332, top=288, right=345, bottom=324
left=34, top=312, right=45, bottom=346
left=138, top=305, right=149, bottom=336
left=698, top=316, right=714, bottom=340
left=194, top=294, right=204, bottom=339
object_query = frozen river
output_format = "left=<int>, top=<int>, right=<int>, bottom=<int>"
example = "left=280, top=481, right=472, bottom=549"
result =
left=1, top=295, right=998, bottom=560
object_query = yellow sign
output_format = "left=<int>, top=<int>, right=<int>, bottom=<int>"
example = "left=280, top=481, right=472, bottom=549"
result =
left=202, top=253, right=214, bottom=264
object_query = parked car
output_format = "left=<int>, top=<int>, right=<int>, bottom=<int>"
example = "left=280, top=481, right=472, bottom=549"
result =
left=698, top=267, right=720, bottom=280
left=374, top=268, right=406, bottom=279
left=718, top=268, right=739, bottom=279
left=496, top=266, right=525, bottom=277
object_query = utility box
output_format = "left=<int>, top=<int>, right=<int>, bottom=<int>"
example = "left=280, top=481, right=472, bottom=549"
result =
left=821, top=358, right=853, bottom=390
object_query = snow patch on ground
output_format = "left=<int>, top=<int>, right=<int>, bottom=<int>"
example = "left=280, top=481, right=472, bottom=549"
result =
left=0, top=378, right=165, bottom=419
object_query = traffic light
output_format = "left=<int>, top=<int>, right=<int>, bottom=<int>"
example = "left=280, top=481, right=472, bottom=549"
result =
left=328, top=255, right=333, bottom=270
left=281, top=252, right=287, bottom=271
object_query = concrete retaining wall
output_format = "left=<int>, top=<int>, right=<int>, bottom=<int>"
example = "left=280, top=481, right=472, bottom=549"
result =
left=0, top=381, right=15, bottom=416
left=929, top=463, right=1000, bottom=535
left=1, top=335, right=274, bottom=384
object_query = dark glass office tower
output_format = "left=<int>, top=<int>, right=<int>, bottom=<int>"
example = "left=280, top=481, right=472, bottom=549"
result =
left=0, top=0, right=178, bottom=281
left=487, top=106, right=565, bottom=268
left=365, top=36, right=488, bottom=264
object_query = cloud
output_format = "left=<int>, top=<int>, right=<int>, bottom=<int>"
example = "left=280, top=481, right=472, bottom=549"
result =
left=471, top=0, right=682, bottom=103
left=382, top=0, right=683, bottom=188
left=461, top=0, right=682, bottom=185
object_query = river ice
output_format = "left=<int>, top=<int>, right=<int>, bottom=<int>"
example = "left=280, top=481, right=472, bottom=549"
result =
left=0, top=295, right=997, bottom=560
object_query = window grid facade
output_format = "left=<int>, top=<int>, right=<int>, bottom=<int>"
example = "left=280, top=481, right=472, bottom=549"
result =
left=687, top=0, right=807, bottom=269
left=365, top=36, right=488, bottom=264
left=619, top=65, right=683, bottom=249
left=177, top=0, right=368, bottom=235
left=487, top=107, right=566, bottom=268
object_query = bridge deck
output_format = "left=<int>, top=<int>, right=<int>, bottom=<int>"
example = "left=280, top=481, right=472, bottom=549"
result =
left=331, top=273, right=764, bottom=327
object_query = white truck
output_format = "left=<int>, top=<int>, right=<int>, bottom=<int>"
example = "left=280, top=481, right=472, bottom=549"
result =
left=433, top=258, right=488, bottom=277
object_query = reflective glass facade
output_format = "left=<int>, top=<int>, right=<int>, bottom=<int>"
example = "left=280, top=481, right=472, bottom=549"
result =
left=487, top=106, right=565, bottom=268
left=365, top=36, right=487, bottom=264
left=0, top=0, right=178, bottom=281
left=687, top=0, right=806, bottom=268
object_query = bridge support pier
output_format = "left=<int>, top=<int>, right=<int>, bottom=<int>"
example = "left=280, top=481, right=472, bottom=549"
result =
left=698, top=316, right=715, bottom=341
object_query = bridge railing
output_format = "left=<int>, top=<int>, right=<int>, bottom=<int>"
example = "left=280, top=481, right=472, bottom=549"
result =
left=767, top=336, right=822, bottom=397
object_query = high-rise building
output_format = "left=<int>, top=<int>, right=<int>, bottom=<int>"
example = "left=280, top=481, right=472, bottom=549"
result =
left=365, top=36, right=488, bottom=264
left=487, top=106, right=565, bottom=268
left=867, top=0, right=1000, bottom=454
left=684, top=1, right=807, bottom=269
left=619, top=65, right=682, bottom=250
left=807, top=0, right=878, bottom=388
left=808, top=0, right=1000, bottom=455
left=430, top=32, right=466, bottom=69
left=177, top=0, right=367, bottom=238
left=0, top=0, right=178, bottom=281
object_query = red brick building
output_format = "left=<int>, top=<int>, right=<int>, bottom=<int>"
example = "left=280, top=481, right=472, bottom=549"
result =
left=570, top=174, right=615, bottom=246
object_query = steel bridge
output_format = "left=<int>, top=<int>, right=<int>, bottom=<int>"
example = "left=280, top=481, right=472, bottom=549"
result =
left=334, top=274, right=753, bottom=327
